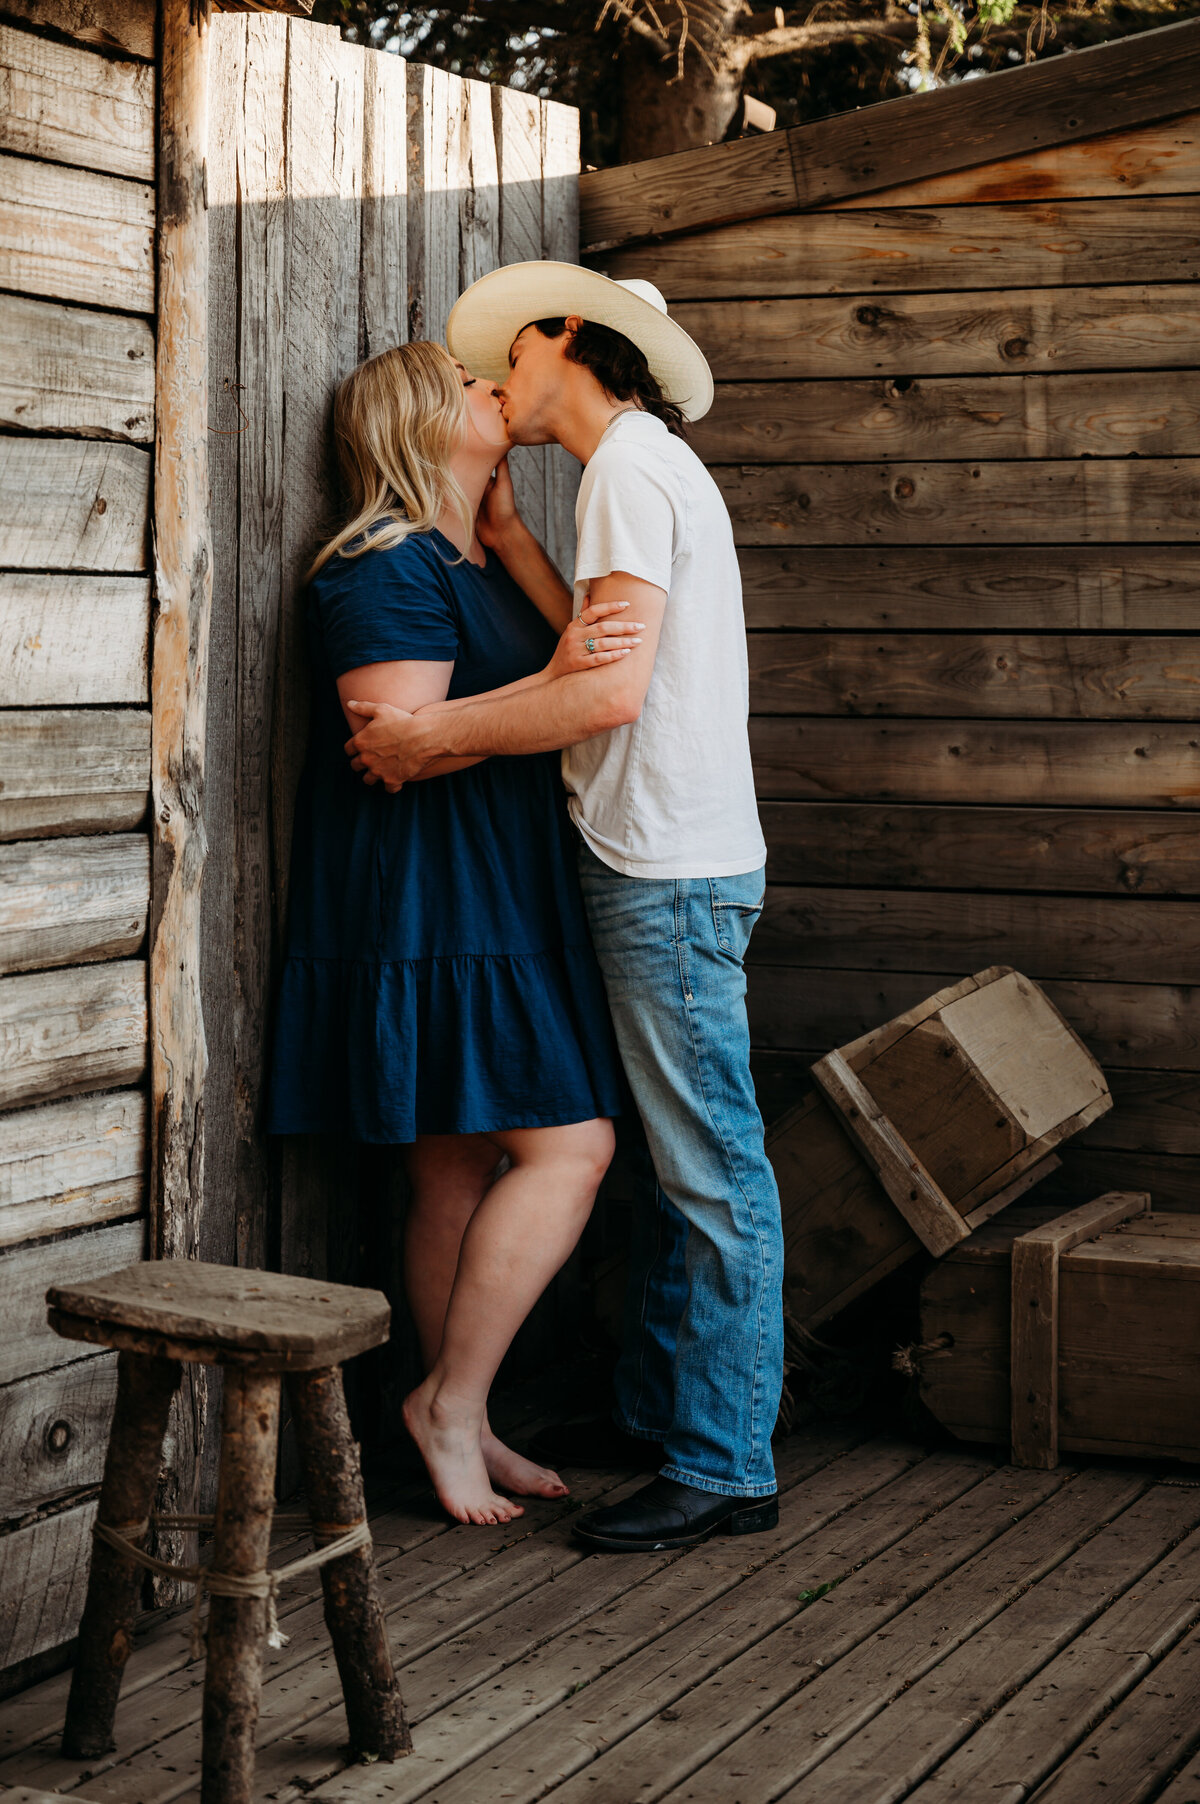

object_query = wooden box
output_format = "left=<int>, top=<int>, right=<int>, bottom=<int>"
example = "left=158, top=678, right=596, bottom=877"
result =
left=915, top=1192, right=1200, bottom=1468
left=769, top=966, right=1111, bottom=1331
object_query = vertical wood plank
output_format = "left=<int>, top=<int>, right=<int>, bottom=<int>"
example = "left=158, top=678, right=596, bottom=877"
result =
left=150, top=0, right=212, bottom=1583
left=1009, top=1235, right=1060, bottom=1469
left=407, top=63, right=463, bottom=345
left=494, top=83, right=548, bottom=550
left=275, top=21, right=364, bottom=1301
left=360, top=47, right=407, bottom=361
left=541, top=98, right=581, bottom=580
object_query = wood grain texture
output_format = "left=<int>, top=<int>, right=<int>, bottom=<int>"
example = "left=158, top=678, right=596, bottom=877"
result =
left=750, top=718, right=1200, bottom=809
left=0, top=574, right=149, bottom=705
left=0, top=1219, right=145, bottom=1386
left=0, top=152, right=153, bottom=311
left=0, top=0, right=155, bottom=59
left=0, top=1354, right=118, bottom=1515
left=0, top=293, right=154, bottom=440
left=759, top=801, right=1200, bottom=897
left=0, top=1500, right=97, bottom=1670
left=0, top=833, right=149, bottom=974
left=717, top=458, right=1200, bottom=547
left=739, top=546, right=1200, bottom=631
left=748, top=966, right=1200, bottom=1075
left=749, top=633, right=1200, bottom=720
left=359, top=40, right=406, bottom=361
left=541, top=98, right=581, bottom=582
left=1082, top=1068, right=1200, bottom=1157
left=495, top=82, right=548, bottom=555
left=580, top=17, right=1200, bottom=245
left=699, top=372, right=1200, bottom=465
left=0, top=24, right=154, bottom=180
left=595, top=196, right=1200, bottom=301
left=676, top=286, right=1200, bottom=385
left=0, top=438, right=149, bottom=570
left=0, top=707, right=150, bottom=841
left=752, top=885, right=1200, bottom=985
left=0, top=958, right=146, bottom=1109
left=831, top=110, right=1200, bottom=210
left=0, top=1090, right=146, bottom=1247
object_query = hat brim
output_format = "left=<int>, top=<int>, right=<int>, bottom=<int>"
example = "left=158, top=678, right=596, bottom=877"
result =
left=445, top=261, right=714, bottom=423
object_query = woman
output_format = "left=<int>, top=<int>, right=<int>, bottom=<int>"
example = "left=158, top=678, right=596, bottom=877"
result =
left=267, top=341, right=639, bottom=1526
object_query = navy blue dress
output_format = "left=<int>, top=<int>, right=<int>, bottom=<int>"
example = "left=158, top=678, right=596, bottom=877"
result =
left=267, top=529, right=624, bottom=1143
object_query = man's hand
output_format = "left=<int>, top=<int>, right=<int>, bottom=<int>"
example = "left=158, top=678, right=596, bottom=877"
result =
left=344, top=699, right=436, bottom=791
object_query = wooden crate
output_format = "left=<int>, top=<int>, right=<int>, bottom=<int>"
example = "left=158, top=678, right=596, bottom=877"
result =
left=916, top=1191, right=1200, bottom=1467
left=770, top=966, right=1110, bottom=1330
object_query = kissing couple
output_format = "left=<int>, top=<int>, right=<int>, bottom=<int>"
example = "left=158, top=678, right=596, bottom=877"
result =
left=266, top=263, right=785, bottom=1554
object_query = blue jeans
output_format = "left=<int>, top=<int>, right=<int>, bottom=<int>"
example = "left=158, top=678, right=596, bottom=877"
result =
left=577, top=842, right=784, bottom=1498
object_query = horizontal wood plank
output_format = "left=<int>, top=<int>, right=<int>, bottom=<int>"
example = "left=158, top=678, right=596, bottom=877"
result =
left=0, top=1090, right=145, bottom=1247
left=1053, top=1147, right=1200, bottom=1212
left=760, top=801, right=1200, bottom=897
left=0, top=958, right=147, bottom=1109
left=830, top=111, right=1200, bottom=210
left=698, top=372, right=1200, bottom=465
left=751, top=884, right=1200, bottom=984
left=1082, top=1067, right=1200, bottom=1157
left=675, top=286, right=1200, bottom=382
left=0, top=151, right=154, bottom=311
left=0, top=0, right=155, bottom=60
left=0, top=293, right=154, bottom=440
left=580, top=18, right=1200, bottom=245
left=0, top=833, right=149, bottom=974
left=739, top=547, right=1200, bottom=631
left=0, top=24, right=154, bottom=180
left=718, top=458, right=1200, bottom=546
left=747, top=966, right=1200, bottom=1073
left=750, top=719, right=1200, bottom=808
left=0, top=1218, right=144, bottom=1385
left=748, top=634, right=1200, bottom=721
left=0, top=1354, right=118, bottom=1515
left=596, top=197, right=1200, bottom=301
left=0, top=574, right=149, bottom=705
left=0, top=1499, right=97, bottom=1668
left=0, top=437, right=149, bottom=570
left=0, top=709, right=150, bottom=840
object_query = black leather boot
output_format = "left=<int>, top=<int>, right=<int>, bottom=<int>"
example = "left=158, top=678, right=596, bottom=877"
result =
left=573, top=1475, right=779, bottom=1551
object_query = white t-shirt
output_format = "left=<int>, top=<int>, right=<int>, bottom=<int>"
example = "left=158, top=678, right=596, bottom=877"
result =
left=562, top=411, right=767, bottom=880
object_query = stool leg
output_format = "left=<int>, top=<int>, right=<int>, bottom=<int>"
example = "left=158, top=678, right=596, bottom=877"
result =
left=63, top=1349, right=182, bottom=1758
left=288, top=1365, right=411, bottom=1758
left=201, top=1367, right=281, bottom=1804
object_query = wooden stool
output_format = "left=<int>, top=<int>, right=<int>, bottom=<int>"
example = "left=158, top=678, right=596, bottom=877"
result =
left=45, top=1260, right=410, bottom=1803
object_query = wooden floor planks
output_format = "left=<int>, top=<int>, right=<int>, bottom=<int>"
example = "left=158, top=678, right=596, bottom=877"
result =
left=1, top=1434, right=1199, bottom=1803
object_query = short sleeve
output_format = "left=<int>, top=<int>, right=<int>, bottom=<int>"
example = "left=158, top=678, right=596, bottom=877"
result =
left=314, top=538, right=460, bottom=677
left=575, top=447, right=678, bottom=594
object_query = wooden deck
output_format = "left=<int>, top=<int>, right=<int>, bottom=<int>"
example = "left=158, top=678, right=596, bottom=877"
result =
left=3, top=1426, right=1200, bottom=1803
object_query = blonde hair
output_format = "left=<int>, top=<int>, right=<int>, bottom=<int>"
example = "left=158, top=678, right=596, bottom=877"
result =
left=308, top=340, right=472, bottom=580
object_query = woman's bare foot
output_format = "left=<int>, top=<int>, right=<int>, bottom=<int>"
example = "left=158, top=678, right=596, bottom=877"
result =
left=481, top=1425, right=569, bottom=1500
left=403, top=1380, right=525, bottom=1526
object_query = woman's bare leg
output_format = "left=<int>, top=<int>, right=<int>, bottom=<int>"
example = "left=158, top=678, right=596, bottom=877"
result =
left=403, top=1135, right=568, bottom=1499
left=403, top=1118, right=614, bottom=1525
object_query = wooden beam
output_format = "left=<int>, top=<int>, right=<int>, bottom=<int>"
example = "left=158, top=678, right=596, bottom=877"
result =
left=751, top=718, right=1200, bottom=810
left=0, top=152, right=154, bottom=311
left=0, top=707, right=150, bottom=840
left=594, top=197, right=1200, bottom=302
left=0, top=833, right=149, bottom=974
left=0, top=1091, right=146, bottom=1248
left=0, top=23, right=155, bottom=181
left=1010, top=1191, right=1149, bottom=1468
left=0, top=1219, right=145, bottom=1386
left=580, top=16, right=1200, bottom=248
left=0, top=1355, right=118, bottom=1517
left=0, top=0, right=155, bottom=60
left=149, top=0, right=212, bottom=1569
left=0, top=439, right=150, bottom=571
left=0, top=294, right=155, bottom=441
left=674, top=287, right=1200, bottom=384
left=0, top=575, right=150, bottom=706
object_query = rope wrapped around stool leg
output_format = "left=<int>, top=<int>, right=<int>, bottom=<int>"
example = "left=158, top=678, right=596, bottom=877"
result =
left=63, top=1350, right=182, bottom=1759
left=287, top=1365, right=411, bottom=1758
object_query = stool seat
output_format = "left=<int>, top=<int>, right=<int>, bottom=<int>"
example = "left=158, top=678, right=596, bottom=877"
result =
left=47, top=1259, right=391, bottom=1370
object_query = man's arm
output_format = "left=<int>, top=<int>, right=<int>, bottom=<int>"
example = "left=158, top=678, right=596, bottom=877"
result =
left=334, top=657, right=484, bottom=782
left=345, top=573, right=666, bottom=789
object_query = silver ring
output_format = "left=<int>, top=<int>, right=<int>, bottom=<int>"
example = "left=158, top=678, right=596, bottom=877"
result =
left=585, top=636, right=596, bottom=654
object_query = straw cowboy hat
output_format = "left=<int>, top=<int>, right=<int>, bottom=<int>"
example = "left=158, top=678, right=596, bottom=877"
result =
left=445, top=260, right=715, bottom=423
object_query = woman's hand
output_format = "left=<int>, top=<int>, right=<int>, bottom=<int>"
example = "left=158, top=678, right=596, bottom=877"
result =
left=477, top=456, right=522, bottom=551
left=548, top=597, right=644, bottom=680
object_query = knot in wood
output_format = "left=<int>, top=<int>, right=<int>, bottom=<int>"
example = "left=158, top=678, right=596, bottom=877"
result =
left=1003, top=336, right=1030, bottom=361
left=894, top=478, right=915, bottom=500
left=46, top=1418, right=73, bottom=1455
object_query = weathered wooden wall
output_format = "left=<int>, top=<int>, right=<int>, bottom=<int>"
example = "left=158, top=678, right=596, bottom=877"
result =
left=593, top=106, right=1200, bottom=1213
left=202, top=16, right=580, bottom=1457
left=0, top=0, right=155, bottom=1678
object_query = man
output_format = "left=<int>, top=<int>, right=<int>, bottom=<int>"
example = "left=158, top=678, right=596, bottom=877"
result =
left=346, top=264, right=784, bottom=1551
